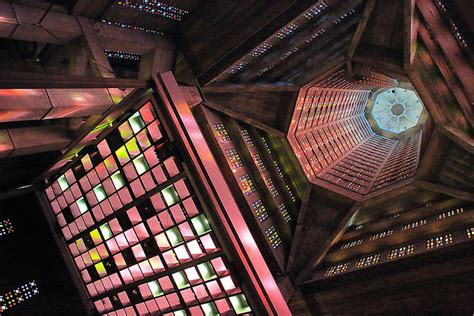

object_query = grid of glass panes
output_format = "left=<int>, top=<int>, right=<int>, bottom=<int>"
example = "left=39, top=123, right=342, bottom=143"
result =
left=238, top=174, right=256, bottom=196
left=388, top=244, right=414, bottom=259
left=45, top=102, right=166, bottom=241
left=369, top=229, right=393, bottom=241
left=241, top=129, right=255, bottom=147
left=45, top=102, right=252, bottom=315
left=467, top=228, right=474, bottom=239
left=225, top=148, right=243, bottom=172
left=402, top=219, right=427, bottom=230
left=0, top=281, right=39, bottom=312
left=213, top=124, right=231, bottom=143
left=251, top=200, right=269, bottom=222
left=265, top=226, right=282, bottom=249
left=437, top=207, right=464, bottom=220
left=324, top=262, right=349, bottom=277
left=355, top=254, right=380, bottom=268
left=265, top=177, right=279, bottom=197
left=277, top=203, right=291, bottom=223
left=426, top=233, right=454, bottom=249
left=0, top=219, right=13, bottom=236
left=340, top=239, right=363, bottom=250
left=253, top=153, right=266, bottom=172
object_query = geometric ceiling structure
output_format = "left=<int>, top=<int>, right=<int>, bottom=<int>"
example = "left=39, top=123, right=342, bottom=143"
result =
left=0, top=0, right=473, bottom=315
left=367, top=87, right=427, bottom=138
left=287, top=69, right=428, bottom=199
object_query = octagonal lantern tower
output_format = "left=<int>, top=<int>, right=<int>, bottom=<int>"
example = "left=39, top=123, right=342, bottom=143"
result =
left=366, top=88, right=427, bottom=139
left=287, top=69, right=429, bottom=200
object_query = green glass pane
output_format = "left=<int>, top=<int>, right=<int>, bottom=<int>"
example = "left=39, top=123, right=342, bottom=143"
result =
left=172, top=271, right=189, bottom=289
left=115, top=146, right=129, bottom=163
left=95, top=262, right=107, bottom=277
left=90, top=249, right=100, bottom=262
left=119, top=122, right=134, bottom=141
left=90, top=229, right=102, bottom=244
left=129, top=112, right=145, bottom=134
left=133, top=154, right=149, bottom=175
left=126, top=138, right=140, bottom=156
left=165, top=228, right=183, bottom=247
left=93, top=185, right=106, bottom=202
left=77, top=197, right=88, bottom=214
left=148, top=280, right=163, bottom=297
left=100, top=223, right=112, bottom=240
left=111, top=171, right=125, bottom=190
left=191, top=215, right=211, bottom=236
left=229, top=294, right=252, bottom=314
left=197, top=262, right=216, bottom=281
left=162, top=185, right=179, bottom=206
left=58, top=175, right=69, bottom=191
left=201, top=302, right=218, bottom=316
left=174, top=310, right=187, bottom=316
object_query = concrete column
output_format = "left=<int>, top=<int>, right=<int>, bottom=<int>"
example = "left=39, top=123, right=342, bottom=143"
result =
left=76, top=16, right=115, bottom=78
left=138, top=48, right=176, bottom=80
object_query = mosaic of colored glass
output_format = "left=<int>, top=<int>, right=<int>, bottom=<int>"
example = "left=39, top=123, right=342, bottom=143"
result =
left=45, top=102, right=251, bottom=315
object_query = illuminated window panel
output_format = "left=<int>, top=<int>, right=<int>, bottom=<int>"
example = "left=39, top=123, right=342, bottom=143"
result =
left=241, top=129, right=254, bottom=147
left=253, top=153, right=266, bottom=172
left=262, top=177, right=278, bottom=198
left=333, top=9, right=356, bottom=24
left=226, top=148, right=243, bottom=172
left=426, top=233, right=454, bottom=250
left=249, top=42, right=272, bottom=57
left=355, top=254, right=380, bottom=268
left=304, top=1, right=329, bottom=19
left=276, top=23, right=298, bottom=39
left=437, top=207, right=464, bottom=220
left=213, top=123, right=231, bottom=143
left=238, top=174, right=256, bottom=196
left=402, top=219, right=427, bottom=230
left=101, top=19, right=164, bottom=35
left=467, top=227, right=474, bottom=239
left=369, top=229, right=393, bottom=241
left=251, top=200, right=269, bottom=222
left=115, top=1, right=189, bottom=21
left=340, top=239, right=363, bottom=250
left=105, top=50, right=140, bottom=61
left=265, top=226, right=282, bottom=249
left=0, top=219, right=14, bottom=236
left=45, top=102, right=253, bottom=315
left=277, top=203, right=291, bottom=222
left=325, top=262, right=349, bottom=277
left=261, top=137, right=272, bottom=154
left=0, top=281, right=39, bottom=313
left=226, top=61, right=248, bottom=74
left=388, top=244, right=414, bottom=259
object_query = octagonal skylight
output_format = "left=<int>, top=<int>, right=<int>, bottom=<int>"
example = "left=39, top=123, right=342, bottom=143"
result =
left=371, top=88, right=424, bottom=134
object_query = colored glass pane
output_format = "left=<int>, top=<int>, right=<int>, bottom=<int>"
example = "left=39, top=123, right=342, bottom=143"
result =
left=133, top=155, right=149, bottom=175
left=191, top=215, right=211, bottom=235
left=58, top=175, right=69, bottom=191
left=229, top=294, right=252, bottom=314
left=93, top=185, right=107, bottom=202
left=162, top=186, right=179, bottom=206
left=111, top=171, right=125, bottom=190
left=129, top=112, right=145, bottom=134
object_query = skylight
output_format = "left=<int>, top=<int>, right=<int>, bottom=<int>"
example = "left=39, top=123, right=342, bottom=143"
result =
left=371, top=88, right=424, bottom=134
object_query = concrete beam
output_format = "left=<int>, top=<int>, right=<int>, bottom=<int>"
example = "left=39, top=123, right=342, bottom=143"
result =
left=415, top=179, right=474, bottom=202
left=0, top=87, right=124, bottom=123
left=0, top=2, right=172, bottom=54
left=138, top=48, right=176, bottom=80
left=0, top=71, right=148, bottom=89
left=179, top=86, right=204, bottom=108
left=76, top=16, right=115, bottom=78
left=0, top=125, right=72, bottom=158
